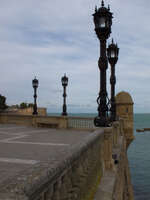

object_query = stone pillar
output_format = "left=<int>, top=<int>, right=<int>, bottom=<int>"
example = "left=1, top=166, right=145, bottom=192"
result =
left=119, top=118, right=124, bottom=136
left=104, top=127, right=113, bottom=170
left=116, top=91, right=134, bottom=148
left=59, top=116, right=68, bottom=129
left=32, top=116, right=37, bottom=127
left=112, top=121, right=119, bottom=147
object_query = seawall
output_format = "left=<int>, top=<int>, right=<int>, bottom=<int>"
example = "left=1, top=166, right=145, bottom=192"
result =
left=0, top=91, right=134, bottom=200
left=0, top=119, right=134, bottom=200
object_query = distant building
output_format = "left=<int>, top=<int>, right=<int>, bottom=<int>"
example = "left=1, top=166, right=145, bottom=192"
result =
left=17, top=107, right=47, bottom=116
left=4, top=107, right=47, bottom=116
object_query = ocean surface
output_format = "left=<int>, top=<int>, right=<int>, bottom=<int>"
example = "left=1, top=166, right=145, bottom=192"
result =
left=128, top=114, right=150, bottom=200
left=48, top=113, right=150, bottom=199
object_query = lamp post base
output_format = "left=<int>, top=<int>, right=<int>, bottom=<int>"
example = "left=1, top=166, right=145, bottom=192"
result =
left=110, top=115, right=116, bottom=123
left=62, top=112, right=67, bottom=116
left=94, top=116, right=110, bottom=127
left=32, top=111, right=38, bottom=115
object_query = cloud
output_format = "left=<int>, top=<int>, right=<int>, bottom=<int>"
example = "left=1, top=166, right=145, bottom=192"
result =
left=0, top=0, right=149, bottom=113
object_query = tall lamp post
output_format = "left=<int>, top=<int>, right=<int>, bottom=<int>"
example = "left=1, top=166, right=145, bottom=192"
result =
left=93, top=0, right=113, bottom=127
left=107, top=39, right=119, bottom=121
left=61, top=74, right=68, bottom=116
left=32, top=77, right=39, bottom=115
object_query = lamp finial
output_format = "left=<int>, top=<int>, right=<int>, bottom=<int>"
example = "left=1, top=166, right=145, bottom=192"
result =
left=95, top=5, right=97, bottom=12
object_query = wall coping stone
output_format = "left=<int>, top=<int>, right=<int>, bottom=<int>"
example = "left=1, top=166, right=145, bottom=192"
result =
left=0, top=128, right=104, bottom=200
left=95, top=136, right=124, bottom=200
left=0, top=113, right=67, bottom=119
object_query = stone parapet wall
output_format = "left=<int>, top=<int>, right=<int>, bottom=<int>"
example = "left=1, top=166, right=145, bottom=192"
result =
left=113, top=136, right=134, bottom=200
left=0, top=114, right=96, bottom=130
left=0, top=116, right=134, bottom=200
left=94, top=120, right=134, bottom=200
left=0, top=113, right=34, bottom=126
left=0, top=91, right=135, bottom=200
left=0, top=113, right=68, bottom=129
left=0, top=129, right=105, bottom=200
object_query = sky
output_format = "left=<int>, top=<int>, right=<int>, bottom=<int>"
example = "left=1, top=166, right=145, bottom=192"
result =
left=0, top=0, right=150, bottom=113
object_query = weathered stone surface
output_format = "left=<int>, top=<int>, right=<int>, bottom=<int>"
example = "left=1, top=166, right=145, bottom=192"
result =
left=94, top=91, right=134, bottom=200
left=0, top=91, right=135, bottom=200
left=94, top=132, right=134, bottom=200
left=116, top=91, right=134, bottom=147
left=0, top=126, right=104, bottom=200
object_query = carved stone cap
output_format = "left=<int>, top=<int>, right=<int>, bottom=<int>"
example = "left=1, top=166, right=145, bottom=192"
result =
left=116, top=91, right=134, bottom=105
left=104, top=127, right=113, bottom=139
left=104, top=127, right=113, bottom=133
left=112, top=121, right=119, bottom=128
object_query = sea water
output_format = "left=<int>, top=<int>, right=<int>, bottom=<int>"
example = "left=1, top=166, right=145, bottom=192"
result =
left=48, top=113, right=150, bottom=199
left=128, top=114, right=150, bottom=200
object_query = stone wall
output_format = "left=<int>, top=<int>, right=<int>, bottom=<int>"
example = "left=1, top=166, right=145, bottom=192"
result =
left=0, top=118, right=134, bottom=200
left=116, top=91, right=134, bottom=147
left=0, top=91, right=135, bottom=200
left=0, top=114, right=95, bottom=130
left=94, top=91, right=135, bottom=200
left=94, top=121, right=134, bottom=200
left=0, top=129, right=105, bottom=200
left=0, top=114, right=68, bottom=129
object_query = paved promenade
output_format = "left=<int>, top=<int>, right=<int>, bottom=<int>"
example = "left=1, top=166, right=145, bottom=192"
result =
left=0, top=124, right=92, bottom=185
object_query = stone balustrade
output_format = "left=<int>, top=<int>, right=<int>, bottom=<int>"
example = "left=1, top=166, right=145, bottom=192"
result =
left=0, top=113, right=94, bottom=130
left=67, top=117, right=95, bottom=129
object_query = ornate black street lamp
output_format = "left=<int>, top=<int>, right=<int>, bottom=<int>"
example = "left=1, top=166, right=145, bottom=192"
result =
left=32, top=77, right=39, bottom=115
left=61, top=74, right=68, bottom=116
left=93, top=0, right=113, bottom=127
left=107, top=39, right=119, bottom=121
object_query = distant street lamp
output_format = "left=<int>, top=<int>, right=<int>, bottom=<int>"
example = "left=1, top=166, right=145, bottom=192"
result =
left=107, top=39, right=119, bottom=121
left=93, top=0, right=113, bottom=127
left=61, top=74, right=68, bottom=116
left=32, top=77, right=39, bottom=115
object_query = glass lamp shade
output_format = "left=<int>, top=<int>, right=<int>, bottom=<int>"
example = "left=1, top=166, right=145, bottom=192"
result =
left=93, top=2, right=113, bottom=40
left=32, top=77, right=39, bottom=88
left=99, top=17, right=106, bottom=28
left=107, top=39, right=119, bottom=60
left=111, top=50, right=115, bottom=58
left=107, top=40, right=119, bottom=64
left=61, top=75, right=68, bottom=86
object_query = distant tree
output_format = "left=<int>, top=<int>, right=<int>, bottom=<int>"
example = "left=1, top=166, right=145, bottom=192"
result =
left=28, top=103, right=34, bottom=108
left=0, top=95, right=8, bottom=110
left=15, top=104, right=19, bottom=108
left=11, top=104, right=19, bottom=108
left=20, top=102, right=28, bottom=109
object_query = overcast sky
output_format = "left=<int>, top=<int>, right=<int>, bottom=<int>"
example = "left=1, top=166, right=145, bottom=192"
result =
left=0, top=0, right=149, bottom=113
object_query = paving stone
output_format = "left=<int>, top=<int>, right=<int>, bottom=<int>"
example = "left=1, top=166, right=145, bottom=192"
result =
left=0, top=124, right=92, bottom=185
